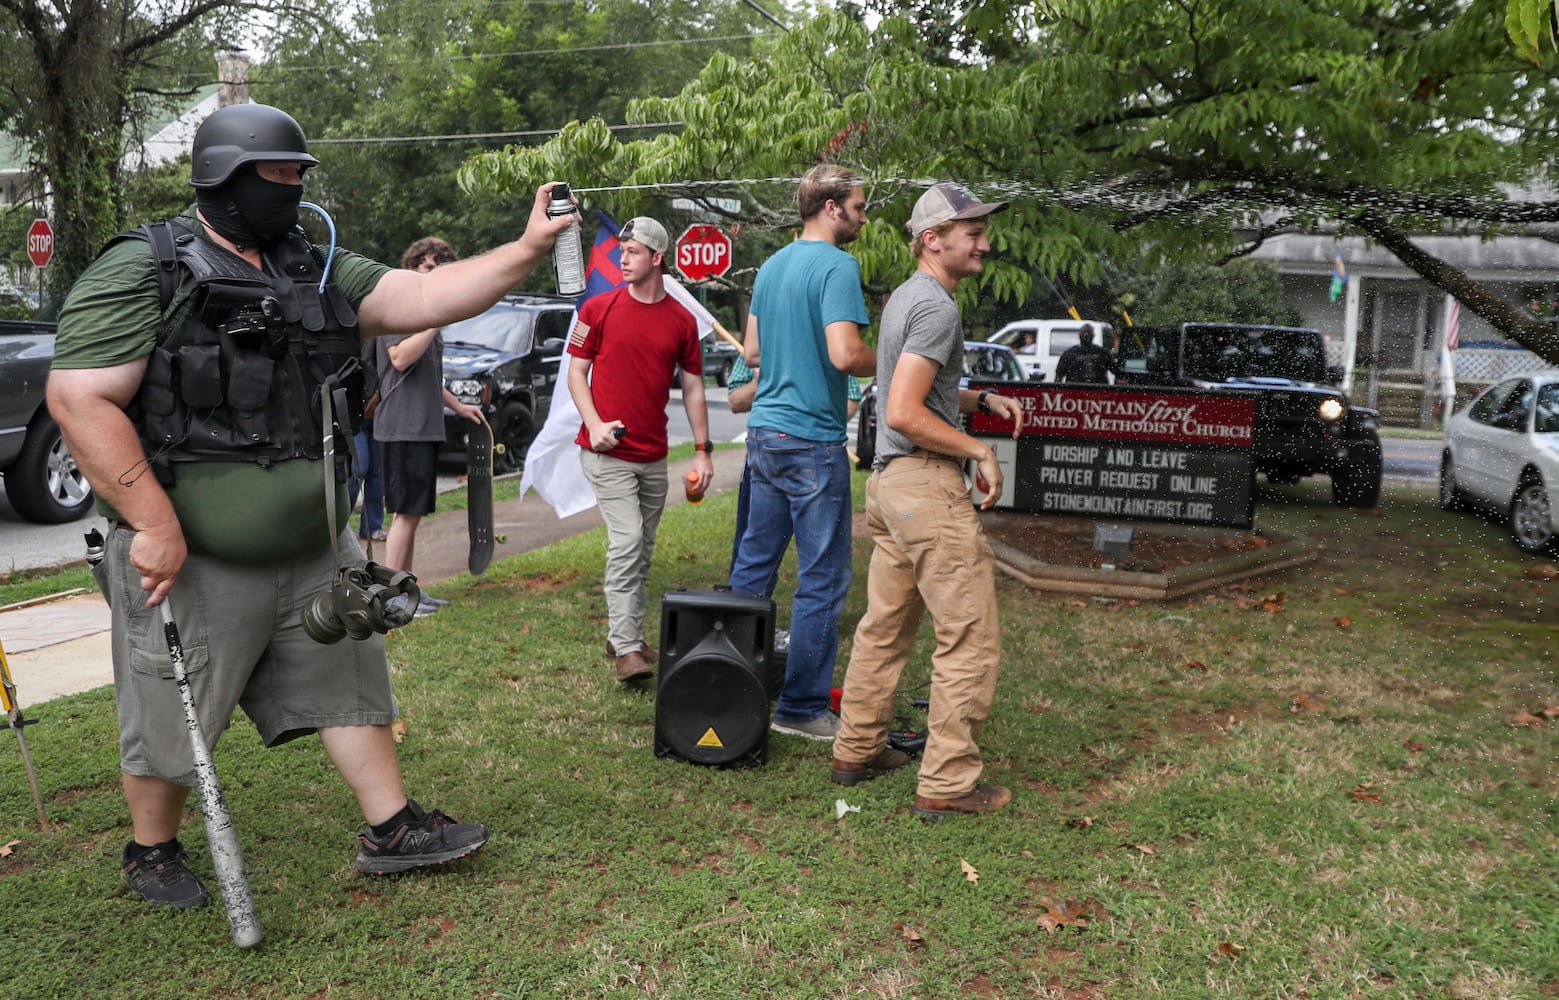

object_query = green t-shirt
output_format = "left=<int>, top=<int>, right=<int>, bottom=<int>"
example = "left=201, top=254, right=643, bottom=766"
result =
left=54, top=211, right=393, bottom=563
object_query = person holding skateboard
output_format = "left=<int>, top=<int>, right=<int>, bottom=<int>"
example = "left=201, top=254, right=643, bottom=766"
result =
left=567, top=216, right=713, bottom=683
left=375, top=237, right=484, bottom=616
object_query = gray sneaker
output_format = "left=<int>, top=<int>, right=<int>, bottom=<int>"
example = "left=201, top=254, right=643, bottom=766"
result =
left=770, top=712, right=840, bottom=741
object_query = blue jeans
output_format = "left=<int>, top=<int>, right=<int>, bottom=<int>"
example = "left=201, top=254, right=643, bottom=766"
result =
left=729, top=426, right=853, bottom=723
left=348, top=418, right=384, bottom=537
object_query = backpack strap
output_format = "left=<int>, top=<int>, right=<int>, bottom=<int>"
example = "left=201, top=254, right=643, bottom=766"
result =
left=141, top=222, right=181, bottom=312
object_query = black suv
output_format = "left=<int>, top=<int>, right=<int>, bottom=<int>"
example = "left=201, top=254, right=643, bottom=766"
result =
left=1115, top=323, right=1382, bottom=507
left=439, top=293, right=571, bottom=472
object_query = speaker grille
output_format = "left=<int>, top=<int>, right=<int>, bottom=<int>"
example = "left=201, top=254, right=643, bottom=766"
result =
left=654, top=589, right=777, bottom=767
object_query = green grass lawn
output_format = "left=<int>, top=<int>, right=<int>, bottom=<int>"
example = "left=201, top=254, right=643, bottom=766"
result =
left=0, top=477, right=1555, bottom=998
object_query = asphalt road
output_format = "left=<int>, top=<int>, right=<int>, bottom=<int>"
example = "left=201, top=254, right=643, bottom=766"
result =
left=1, top=403, right=1439, bottom=581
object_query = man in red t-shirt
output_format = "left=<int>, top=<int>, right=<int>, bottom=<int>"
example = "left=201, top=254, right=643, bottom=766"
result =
left=568, top=216, right=715, bottom=682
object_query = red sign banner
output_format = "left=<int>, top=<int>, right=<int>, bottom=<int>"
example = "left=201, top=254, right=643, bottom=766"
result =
left=969, top=385, right=1256, bottom=447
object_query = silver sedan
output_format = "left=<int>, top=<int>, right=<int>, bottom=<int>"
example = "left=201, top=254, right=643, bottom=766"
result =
left=1441, top=370, right=1559, bottom=552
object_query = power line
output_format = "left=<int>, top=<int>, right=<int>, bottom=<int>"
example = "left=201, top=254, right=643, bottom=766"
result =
left=309, top=121, right=683, bottom=145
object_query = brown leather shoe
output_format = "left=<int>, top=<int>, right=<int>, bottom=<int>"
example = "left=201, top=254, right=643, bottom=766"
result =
left=605, top=643, right=658, bottom=665
left=830, top=746, right=912, bottom=786
left=912, top=783, right=1012, bottom=820
left=614, top=650, right=653, bottom=683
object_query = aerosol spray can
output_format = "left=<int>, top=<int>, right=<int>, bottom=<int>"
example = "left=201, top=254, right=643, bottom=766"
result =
left=547, top=182, right=586, bottom=297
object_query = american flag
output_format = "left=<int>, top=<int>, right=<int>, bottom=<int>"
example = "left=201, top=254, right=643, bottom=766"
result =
left=1446, top=299, right=1460, bottom=351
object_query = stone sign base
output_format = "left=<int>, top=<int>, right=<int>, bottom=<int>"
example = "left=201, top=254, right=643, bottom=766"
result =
left=980, top=511, right=1318, bottom=602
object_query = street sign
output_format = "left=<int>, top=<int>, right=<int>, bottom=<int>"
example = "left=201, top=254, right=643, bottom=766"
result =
left=26, top=219, right=53, bottom=268
left=675, top=224, right=732, bottom=282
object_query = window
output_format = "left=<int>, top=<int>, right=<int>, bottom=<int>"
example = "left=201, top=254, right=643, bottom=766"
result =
left=1469, top=379, right=1522, bottom=425
left=1535, top=384, right=1559, bottom=433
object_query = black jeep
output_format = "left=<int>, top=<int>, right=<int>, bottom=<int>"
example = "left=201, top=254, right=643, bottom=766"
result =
left=438, top=293, right=571, bottom=473
left=1115, top=323, right=1382, bottom=507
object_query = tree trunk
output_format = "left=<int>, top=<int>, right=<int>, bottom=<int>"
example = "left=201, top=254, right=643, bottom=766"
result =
left=1353, top=210, right=1559, bottom=364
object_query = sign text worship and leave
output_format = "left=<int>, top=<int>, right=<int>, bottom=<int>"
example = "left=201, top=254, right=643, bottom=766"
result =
left=966, top=383, right=1258, bottom=529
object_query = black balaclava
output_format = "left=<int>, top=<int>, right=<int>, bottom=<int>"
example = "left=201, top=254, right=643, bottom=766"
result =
left=197, top=168, right=305, bottom=250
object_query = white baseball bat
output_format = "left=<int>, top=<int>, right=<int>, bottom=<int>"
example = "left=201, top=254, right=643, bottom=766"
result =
left=159, top=602, right=263, bottom=949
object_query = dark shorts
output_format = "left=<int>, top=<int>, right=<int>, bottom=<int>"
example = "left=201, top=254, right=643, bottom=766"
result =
left=383, top=440, right=441, bottom=515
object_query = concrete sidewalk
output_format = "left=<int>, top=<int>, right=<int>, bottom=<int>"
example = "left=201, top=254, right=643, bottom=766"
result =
left=0, top=451, right=747, bottom=709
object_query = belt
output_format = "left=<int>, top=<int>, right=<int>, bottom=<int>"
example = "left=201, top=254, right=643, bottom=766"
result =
left=891, top=447, right=963, bottom=466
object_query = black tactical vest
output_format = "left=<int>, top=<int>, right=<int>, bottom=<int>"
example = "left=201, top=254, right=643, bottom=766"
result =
left=111, top=221, right=366, bottom=484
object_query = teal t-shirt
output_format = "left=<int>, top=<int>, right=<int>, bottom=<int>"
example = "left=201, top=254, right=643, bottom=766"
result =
left=53, top=211, right=392, bottom=563
left=746, top=239, right=869, bottom=443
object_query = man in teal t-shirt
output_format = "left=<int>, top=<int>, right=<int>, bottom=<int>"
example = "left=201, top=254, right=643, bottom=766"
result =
left=729, top=164, right=877, bottom=742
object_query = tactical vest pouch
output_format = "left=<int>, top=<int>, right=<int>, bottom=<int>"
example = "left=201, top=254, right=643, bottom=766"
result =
left=324, top=284, right=358, bottom=328
left=179, top=345, right=225, bottom=408
left=226, top=352, right=275, bottom=445
left=142, top=349, right=177, bottom=421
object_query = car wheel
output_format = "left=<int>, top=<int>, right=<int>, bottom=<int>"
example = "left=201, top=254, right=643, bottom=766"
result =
left=1509, top=477, right=1555, bottom=553
left=4, top=411, right=94, bottom=523
left=1330, top=436, right=1382, bottom=508
left=491, top=405, right=536, bottom=475
left=717, top=357, right=734, bottom=388
left=854, top=397, right=875, bottom=471
left=1438, top=453, right=1465, bottom=511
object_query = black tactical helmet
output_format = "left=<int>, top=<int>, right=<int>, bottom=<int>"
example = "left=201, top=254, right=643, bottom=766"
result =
left=190, top=103, right=319, bottom=189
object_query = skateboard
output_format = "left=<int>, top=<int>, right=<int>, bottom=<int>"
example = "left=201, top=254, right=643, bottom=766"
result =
left=467, top=415, right=499, bottom=575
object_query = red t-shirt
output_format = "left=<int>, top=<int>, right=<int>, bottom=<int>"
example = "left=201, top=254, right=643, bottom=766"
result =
left=568, top=286, right=702, bottom=463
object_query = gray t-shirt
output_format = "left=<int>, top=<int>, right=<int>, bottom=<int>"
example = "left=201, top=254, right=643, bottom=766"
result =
left=372, top=330, right=447, bottom=442
left=873, top=271, right=965, bottom=469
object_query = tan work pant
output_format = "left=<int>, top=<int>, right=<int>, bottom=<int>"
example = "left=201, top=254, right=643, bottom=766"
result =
left=836, top=452, right=1003, bottom=799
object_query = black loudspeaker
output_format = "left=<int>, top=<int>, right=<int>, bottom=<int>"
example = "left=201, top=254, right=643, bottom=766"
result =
left=654, top=588, right=781, bottom=768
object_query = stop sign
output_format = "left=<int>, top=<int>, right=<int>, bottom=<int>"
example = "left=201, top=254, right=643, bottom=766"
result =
left=26, top=219, right=53, bottom=268
left=675, top=224, right=732, bottom=282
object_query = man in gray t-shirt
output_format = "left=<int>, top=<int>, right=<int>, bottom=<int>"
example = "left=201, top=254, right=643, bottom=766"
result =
left=375, top=237, right=483, bottom=612
left=871, top=271, right=967, bottom=470
left=831, top=182, right=1024, bottom=820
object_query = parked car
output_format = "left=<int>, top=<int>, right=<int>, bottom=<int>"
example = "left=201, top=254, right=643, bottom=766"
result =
left=1440, top=371, right=1559, bottom=552
left=854, top=340, right=1028, bottom=470
left=988, top=318, right=1114, bottom=382
left=672, top=337, right=742, bottom=388
left=1115, top=323, right=1383, bottom=507
left=0, top=319, right=93, bottom=523
left=437, top=293, right=571, bottom=472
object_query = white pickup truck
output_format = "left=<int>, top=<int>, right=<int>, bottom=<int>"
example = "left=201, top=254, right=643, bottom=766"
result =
left=987, top=318, right=1116, bottom=382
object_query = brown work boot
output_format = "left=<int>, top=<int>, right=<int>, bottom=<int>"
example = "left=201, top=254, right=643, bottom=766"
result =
left=830, top=746, right=912, bottom=786
left=912, top=783, right=1013, bottom=820
left=605, top=642, right=658, bottom=665
left=614, top=650, right=653, bottom=683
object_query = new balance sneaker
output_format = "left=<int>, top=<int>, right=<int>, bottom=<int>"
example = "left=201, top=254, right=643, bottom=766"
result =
left=770, top=712, right=841, bottom=741
left=354, top=799, right=489, bottom=875
left=121, top=839, right=210, bottom=909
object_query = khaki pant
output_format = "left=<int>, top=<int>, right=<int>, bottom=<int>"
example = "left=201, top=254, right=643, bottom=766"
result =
left=836, top=452, right=1002, bottom=799
left=580, top=448, right=668, bottom=656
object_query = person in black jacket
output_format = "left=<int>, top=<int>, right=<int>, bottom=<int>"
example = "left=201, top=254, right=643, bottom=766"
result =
left=1053, top=324, right=1118, bottom=384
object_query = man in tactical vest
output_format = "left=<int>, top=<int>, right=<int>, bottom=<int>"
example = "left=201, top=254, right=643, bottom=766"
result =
left=47, top=103, right=577, bottom=908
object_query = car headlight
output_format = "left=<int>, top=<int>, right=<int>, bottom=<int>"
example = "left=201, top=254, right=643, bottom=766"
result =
left=1318, top=398, right=1345, bottom=421
left=447, top=378, right=486, bottom=405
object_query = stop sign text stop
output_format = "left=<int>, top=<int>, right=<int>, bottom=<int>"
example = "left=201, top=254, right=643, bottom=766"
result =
left=676, top=224, right=732, bottom=282
left=27, top=218, right=53, bottom=268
